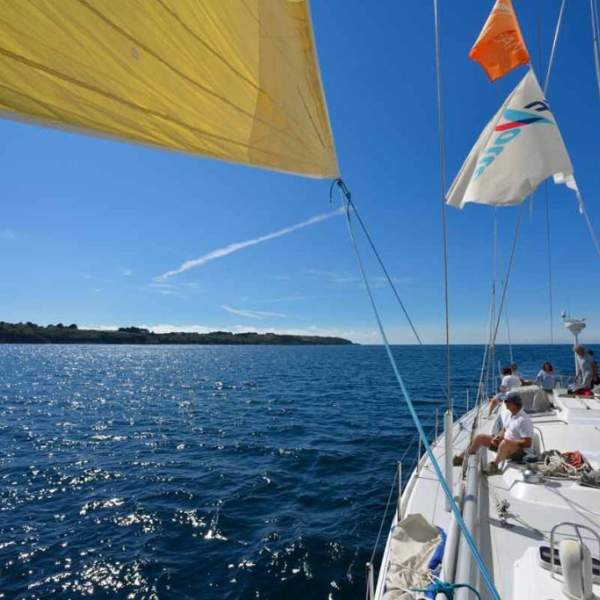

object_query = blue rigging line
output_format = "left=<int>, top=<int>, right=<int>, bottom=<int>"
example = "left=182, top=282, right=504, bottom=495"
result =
left=337, top=181, right=500, bottom=600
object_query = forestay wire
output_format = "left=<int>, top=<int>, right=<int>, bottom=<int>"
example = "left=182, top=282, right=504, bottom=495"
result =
left=336, top=181, right=500, bottom=600
left=592, top=0, right=600, bottom=100
left=330, top=181, right=448, bottom=402
left=331, top=180, right=423, bottom=345
left=433, top=0, right=452, bottom=412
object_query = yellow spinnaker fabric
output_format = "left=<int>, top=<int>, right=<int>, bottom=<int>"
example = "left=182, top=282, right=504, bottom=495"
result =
left=0, top=0, right=339, bottom=178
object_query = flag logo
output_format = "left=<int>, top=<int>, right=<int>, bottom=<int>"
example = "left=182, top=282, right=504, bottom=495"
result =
left=494, top=107, right=553, bottom=132
left=474, top=103, right=553, bottom=180
left=446, top=70, right=573, bottom=209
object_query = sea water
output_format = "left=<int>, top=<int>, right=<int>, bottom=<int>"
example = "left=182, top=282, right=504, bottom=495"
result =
left=0, top=344, right=589, bottom=599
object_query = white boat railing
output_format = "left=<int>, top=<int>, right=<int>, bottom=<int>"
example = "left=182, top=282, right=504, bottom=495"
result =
left=366, top=461, right=403, bottom=600
left=368, top=390, right=484, bottom=600
left=367, top=415, right=439, bottom=600
left=365, top=561, right=375, bottom=600
left=397, top=461, right=403, bottom=521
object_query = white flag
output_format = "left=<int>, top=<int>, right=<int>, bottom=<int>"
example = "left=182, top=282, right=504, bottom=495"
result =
left=446, top=69, right=573, bottom=209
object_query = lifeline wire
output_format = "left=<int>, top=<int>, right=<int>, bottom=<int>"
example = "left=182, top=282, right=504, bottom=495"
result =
left=368, top=410, right=440, bottom=567
left=368, top=467, right=398, bottom=568
left=339, top=184, right=500, bottom=600
left=433, top=0, right=452, bottom=412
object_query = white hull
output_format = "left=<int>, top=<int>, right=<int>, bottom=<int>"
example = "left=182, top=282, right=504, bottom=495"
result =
left=374, top=388, right=600, bottom=599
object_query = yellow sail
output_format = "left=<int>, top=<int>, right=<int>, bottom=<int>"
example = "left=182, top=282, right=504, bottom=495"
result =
left=0, top=0, right=338, bottom=178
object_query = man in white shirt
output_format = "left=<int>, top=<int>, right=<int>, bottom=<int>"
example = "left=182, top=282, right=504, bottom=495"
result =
left=453, top=395, right=533, bottom=475
left=571, top=345, right=594, bottom=392
left=487, top=366, right=521, bottom=416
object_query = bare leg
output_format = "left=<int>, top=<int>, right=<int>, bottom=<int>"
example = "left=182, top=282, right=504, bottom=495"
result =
left=463, top=434, right=493, bottom=456
left=492, top=439, right=522, bottom=465
left=487, top=396, right=500, bottom=417
left=454, top=434, right=494, bottom=466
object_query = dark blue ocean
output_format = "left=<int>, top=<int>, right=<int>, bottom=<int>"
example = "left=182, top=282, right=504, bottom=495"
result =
left=0, top=344, right=590, bottom=599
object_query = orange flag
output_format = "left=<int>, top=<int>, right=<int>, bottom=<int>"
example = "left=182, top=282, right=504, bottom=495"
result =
left=469, top=0, right=530, bottom=81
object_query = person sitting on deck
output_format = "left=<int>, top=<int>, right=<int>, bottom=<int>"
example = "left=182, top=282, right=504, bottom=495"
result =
left=487, top=366, right=520, bottom=416
left=511, top=362, right=533, bottom=385
left=453, top=395, right=533, bottom=476
left=589, top=350, right=600, bottom=386
left=535, top=361, right=556, bottom=393
left=510, top=362, right=524, bottom=384
left=570, top=345, right=594, bottom=393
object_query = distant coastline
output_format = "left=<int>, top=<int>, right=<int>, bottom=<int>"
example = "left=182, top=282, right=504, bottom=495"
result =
left=0, top=322, right=353, bottom=346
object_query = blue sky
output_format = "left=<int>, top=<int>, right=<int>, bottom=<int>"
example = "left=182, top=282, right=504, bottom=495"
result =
left=1, top=1, right=599, bottom=344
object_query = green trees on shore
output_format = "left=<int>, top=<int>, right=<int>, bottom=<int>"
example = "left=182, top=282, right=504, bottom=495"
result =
left=0, top=321, right=352, bottom=345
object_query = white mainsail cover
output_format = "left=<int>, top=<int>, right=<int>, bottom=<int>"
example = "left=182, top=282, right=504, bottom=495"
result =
left=447, top=69, right=573, bottom=209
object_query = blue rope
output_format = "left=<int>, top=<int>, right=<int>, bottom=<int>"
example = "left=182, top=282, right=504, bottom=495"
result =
left=337, top=180, right=500, bottom=600
left=412, top=580, right=482, bottom=600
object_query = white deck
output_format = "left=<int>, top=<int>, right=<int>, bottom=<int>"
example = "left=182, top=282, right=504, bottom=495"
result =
left=375, top=389, right=600, bottom=600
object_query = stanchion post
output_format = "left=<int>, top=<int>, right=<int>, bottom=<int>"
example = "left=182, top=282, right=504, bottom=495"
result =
left=397, top=461, right=403, bottom=520
left=366, top=562, right=375, bottom=600
left=444, top=409, right=454, bottom=512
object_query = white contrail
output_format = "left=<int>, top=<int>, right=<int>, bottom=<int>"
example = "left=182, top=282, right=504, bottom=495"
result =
left=157, top=207, right=344, bottom=280
left=221, top=305, right=287, bottom=320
